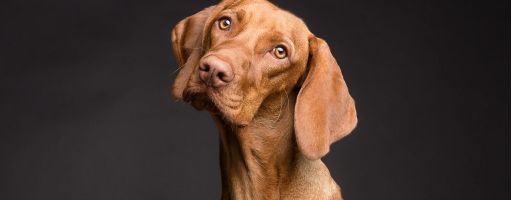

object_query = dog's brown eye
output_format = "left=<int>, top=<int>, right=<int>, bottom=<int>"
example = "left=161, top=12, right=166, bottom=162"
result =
left=219, top=18, right=231, bottom=30
left=273, top=46, right=287, bottom=59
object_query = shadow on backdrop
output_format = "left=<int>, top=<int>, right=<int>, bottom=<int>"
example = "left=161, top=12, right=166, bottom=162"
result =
left=0, top=0, right=509, bottom=199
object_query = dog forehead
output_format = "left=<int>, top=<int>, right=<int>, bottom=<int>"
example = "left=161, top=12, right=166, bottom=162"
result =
left=225, top=2, right=310, bottom=45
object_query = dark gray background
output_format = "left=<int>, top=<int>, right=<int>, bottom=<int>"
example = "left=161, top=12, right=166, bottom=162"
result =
left=1, top=0, right=509, bottom=199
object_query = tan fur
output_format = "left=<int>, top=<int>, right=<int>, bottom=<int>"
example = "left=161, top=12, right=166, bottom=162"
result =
left=171, top=0, right=357, bottom=199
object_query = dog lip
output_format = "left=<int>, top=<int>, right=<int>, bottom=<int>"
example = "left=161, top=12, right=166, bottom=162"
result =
left=184, top=84, right=244, bottom=124
left=236, top=121, right=250, bottom=127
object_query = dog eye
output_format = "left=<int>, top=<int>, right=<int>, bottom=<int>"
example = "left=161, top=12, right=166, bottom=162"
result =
left=273, top=46, right=287, bottom=59
left=218, top=18, right=231, bottom=30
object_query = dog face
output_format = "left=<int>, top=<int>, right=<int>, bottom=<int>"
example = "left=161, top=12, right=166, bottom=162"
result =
left=172, top=0, right=357, bottom=160
left=173, top=0, right=310, bottom=125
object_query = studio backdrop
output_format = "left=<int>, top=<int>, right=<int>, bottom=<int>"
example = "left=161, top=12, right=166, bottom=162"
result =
left=0, top=0, right=509, bottom=199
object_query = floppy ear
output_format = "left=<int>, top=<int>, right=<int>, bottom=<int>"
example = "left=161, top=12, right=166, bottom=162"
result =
left=172, top=0, right=239, bottom=99
left=294, top=36, right=358, bottom=160
left=171, top=6, right=215, bottom=99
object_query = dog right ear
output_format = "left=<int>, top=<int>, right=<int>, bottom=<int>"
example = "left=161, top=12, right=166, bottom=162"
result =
left=171, top=6, right=216, bottom=99
left=172, top=0, right=240, bottom=99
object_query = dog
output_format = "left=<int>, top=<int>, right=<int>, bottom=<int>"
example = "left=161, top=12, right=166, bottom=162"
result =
left=171, top=0, right=357, bottom=199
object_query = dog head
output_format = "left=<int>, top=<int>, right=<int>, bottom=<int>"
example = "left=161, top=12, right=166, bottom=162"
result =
left=172, top=0, right=357, bottom=160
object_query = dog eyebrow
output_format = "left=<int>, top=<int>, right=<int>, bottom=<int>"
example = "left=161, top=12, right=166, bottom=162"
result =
left=251, top=32, right=295, bottom=57
left=265, top=34, right=295, bottom=55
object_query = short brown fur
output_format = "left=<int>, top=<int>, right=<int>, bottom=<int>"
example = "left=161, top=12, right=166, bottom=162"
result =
left=171, top=0, right=357, bottom=199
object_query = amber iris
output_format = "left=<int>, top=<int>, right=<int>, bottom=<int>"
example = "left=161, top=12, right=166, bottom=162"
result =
left=219, top=18, right=231, bottom=30
left=274, top=46, right=287, bottom=59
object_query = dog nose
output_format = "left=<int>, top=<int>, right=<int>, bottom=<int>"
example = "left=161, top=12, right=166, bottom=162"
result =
left=199, top=56, right=234, bottom=87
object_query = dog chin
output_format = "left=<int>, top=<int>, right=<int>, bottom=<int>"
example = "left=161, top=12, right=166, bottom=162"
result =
left=186, top=95, right=249, bottom=127
left=209, top=103, right=250, bottom=127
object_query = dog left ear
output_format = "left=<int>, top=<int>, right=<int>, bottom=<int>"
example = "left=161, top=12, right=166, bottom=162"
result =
left=294, top=36, right=358, bottom=160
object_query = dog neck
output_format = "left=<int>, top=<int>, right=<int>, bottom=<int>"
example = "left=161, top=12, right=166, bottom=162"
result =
left=211, top=90, right=342, bottom=200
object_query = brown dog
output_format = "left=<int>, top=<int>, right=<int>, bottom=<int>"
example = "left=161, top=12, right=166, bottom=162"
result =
left=171, top=0, right=357, bottom=199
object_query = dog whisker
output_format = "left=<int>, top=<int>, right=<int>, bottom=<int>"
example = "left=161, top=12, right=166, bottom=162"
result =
left=176, top=44, right=207, bottom=52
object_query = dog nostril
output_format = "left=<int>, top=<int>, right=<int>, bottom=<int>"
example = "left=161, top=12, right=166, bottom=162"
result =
left=199, top=63, right=210, bottom=72
left=217, top=71, right=226, bottom=81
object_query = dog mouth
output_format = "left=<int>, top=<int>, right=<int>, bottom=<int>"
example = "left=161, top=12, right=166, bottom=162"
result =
left=183, top=86, right=245, bottom=125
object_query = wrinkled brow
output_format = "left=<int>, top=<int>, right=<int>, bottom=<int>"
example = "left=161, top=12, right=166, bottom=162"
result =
left=253, top=32, right=294, bottom=55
